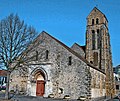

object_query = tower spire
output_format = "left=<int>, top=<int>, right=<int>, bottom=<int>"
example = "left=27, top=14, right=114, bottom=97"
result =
left=86, top=7, right=115, bottom=98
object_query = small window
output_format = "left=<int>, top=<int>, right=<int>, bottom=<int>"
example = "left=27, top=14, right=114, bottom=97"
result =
left=92, top=19, right=94, bottom=25
left=116, top=85, right=119, bottom=90
left=36, top=51, right=38, bottom=60
left=97, top=29, right=100, bottom=49
left=90, top=61, right=93, bottom=64
left=97, top=29, right=99, bottom=34
left=96, top=18, right=99, bottom=24
left=92, top=30, right=95, bottom=50
left=92, top=30, right=95, bottom=34
left=68, top=56, right=72, bottom=65
left=46, top=50, right=49, bottom=59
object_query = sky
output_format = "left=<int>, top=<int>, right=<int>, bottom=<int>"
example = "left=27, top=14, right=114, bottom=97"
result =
left=0, top=0, right=120, bottom=66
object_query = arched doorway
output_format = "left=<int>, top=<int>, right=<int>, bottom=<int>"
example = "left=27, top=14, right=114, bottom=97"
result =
left=35, top=71, right=45, bottom=96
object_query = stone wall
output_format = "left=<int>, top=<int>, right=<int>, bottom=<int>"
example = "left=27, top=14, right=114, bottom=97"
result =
left=90, top=67, right=106, bottom=98
left=9, top=31, right=91, bottom=99
left=71, top=43, right=85, bottom=58
left=9, top=31, right=107, bottom=99
left=86, top=7, right=115, bottom=97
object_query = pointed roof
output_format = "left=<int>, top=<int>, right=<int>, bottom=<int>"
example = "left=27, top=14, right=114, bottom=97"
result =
left=87, top=7, right=108, bottom=22
left=21, top=31, right=105, bottom=74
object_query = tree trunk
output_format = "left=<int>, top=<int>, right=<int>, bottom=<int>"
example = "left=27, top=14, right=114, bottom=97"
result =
left=5, top=71, right=10, bottom=99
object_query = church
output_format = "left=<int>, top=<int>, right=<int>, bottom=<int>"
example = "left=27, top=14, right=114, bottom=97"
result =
left=9, top=7, right=115, bottom=100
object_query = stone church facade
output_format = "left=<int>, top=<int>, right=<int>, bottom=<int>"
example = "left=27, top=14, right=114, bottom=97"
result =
left=9, top=7, right=114, bottom=99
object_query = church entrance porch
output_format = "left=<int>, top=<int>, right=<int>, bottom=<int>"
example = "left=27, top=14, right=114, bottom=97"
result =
left=29, top=66, right=49, bottom=97
left=36, top=80, right=45, bottom=96
left=36, top=73, right=45, bottom=96
left=35, top=70, right=45, bottom=96
left=27, top=65, right=53, bottom=97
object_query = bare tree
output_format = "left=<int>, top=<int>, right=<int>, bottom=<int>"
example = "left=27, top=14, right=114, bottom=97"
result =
left=0, top=14, right=38, bottom=99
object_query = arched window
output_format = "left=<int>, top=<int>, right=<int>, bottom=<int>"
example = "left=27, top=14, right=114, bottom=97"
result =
left=97, top=29, right=99, bottom=34
left=36, top=51, right=38, bottom=60
left=68, top=56, right=72, bottom=65
left=92, top=30, right=95, bottom=50
left=96, top=18, right=99, bottom=24
left=97, top=29, right=100, bottom=49
left=92, top=19, right=94, bottom=25
left=46, top=50, right=49, bottom=59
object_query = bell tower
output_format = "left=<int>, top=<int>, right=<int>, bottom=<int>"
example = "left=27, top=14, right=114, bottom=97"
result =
left=86, top=7, right=109, bottom=71
left=85, top=7, right=115, bottom=97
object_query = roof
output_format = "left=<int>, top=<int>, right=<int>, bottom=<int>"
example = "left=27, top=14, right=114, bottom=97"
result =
left=72, top=43, right=86, bottom=52
left=41, top=31, right=105, bottom=74
left=21, top=31, right=105, bottom=74
left=0, top=70, right=7, bottom=76
left=87, top=7, right=108, bottom=22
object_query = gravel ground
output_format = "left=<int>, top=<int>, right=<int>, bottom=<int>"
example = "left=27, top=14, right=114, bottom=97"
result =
left=0, top=91, right=113, bottom=101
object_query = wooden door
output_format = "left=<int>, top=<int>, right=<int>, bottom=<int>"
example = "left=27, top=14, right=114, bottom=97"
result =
left=36, top=80, right=45, bottom=96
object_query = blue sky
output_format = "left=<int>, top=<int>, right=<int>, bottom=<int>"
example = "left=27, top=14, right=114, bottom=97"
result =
left=0, top=0, right=120, bottom=66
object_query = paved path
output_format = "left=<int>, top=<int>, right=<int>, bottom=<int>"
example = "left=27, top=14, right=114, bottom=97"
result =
left=11, top=96, right=78, bottom=101
left=0, top=91, right=113, bottom=101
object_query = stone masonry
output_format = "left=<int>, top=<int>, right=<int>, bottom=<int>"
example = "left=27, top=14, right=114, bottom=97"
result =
left=86, top=7, right=115, bottom=97
left=9, top=7, right=114, bottom=100
left=10, top=31, right=91, bottom=99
